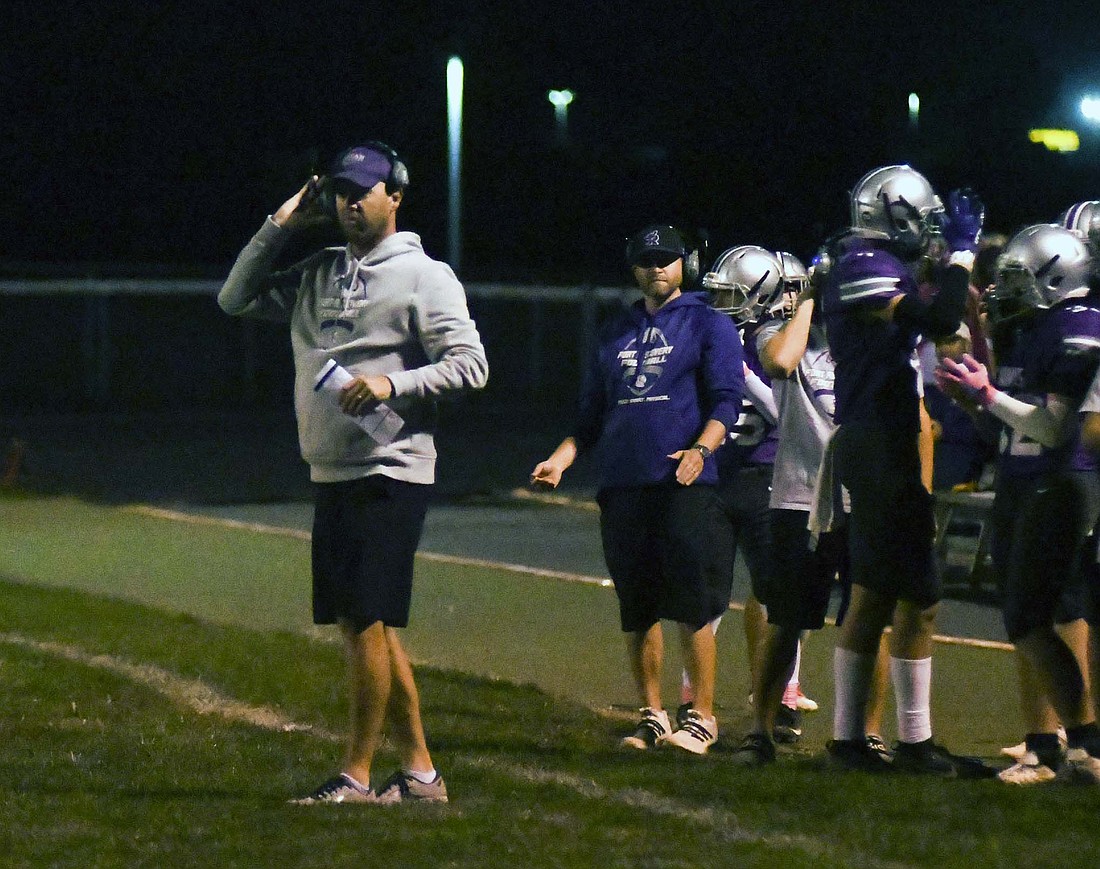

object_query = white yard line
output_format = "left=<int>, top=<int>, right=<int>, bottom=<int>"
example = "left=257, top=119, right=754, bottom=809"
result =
left=127, top=505, right=1013, bottom=653
left=0, top=630, right=911, bottom=868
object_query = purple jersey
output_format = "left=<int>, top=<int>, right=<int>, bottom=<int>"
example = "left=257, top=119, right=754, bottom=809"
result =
left=821, top=238, right=923, bottom=432
left=717, top=321, right=779, bottom=475
left=995, top=301, right=1100, bottom=477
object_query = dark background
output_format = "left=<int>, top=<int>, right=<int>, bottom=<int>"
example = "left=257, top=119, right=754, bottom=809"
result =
left=4, top=1, right=1100, bottom=504
left=6, top=1, right=1100, bottom=281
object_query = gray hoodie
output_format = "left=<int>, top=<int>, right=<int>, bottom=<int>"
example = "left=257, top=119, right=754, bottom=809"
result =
left=219, top=218, right=488, bottom=484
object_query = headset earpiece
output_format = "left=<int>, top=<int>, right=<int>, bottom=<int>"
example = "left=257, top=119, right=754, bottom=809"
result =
left=363, top=140, right=409, bottom=195
left=319, top=177, right=337, bottom=220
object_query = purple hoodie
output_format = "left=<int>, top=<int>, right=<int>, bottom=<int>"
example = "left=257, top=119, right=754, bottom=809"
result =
left=574, top=292, right=745, bottom=489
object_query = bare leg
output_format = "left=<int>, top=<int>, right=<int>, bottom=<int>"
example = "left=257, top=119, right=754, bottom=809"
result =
left=834, top=585, right=895, bottom=741
left=384, top=627, right=433, bottom=772
left=865, top=634, right=890, bottom=736
left=340, top=620, right=392, bottom=784
left=1016, top=620, right=1094, bottom=728
left=749, top=622, right=799, bottom=735
left=628, top=623, right=664, bottom=710
left=744, top=593, right=766, bottom=689
left=837, top=584, right=895, bottom=655
left=890, top=599, right=938, bottom=660
left=678, top=622, right=717, bottom=719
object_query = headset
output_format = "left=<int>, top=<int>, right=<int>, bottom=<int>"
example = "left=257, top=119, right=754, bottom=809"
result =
left=319, top=141, right=409, bottom=219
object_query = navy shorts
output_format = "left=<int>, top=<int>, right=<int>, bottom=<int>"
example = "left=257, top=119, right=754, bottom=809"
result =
left=598, top=483, right=734, bottom=632
left=832, top=422, right=940, bottom=607
left=311, top=475, right=431, bottom=630
left=716, top=463, right=775, bottom=603
left=992, top=471, right=1100, bottom=642
left=765, top=509, right=850, bottom=630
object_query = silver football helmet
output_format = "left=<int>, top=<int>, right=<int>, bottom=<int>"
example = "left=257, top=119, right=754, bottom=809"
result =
left=849, top=164, right=944, bottom=256
left=1060, top=201, right=1100, bottom=252
left=702, top=245, right=784, bottom=324
left=987, top=224, right=1094, bottom=323
left=768, top=251, right=810, bottom=319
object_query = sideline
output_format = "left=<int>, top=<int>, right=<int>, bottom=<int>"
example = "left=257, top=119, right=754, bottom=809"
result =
left=126, top=504, right=1014, bottom=654
left=0, top=630, right=907, bottom=867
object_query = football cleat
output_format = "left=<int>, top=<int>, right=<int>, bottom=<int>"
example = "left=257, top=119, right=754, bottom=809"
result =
left=620, top=707, right=671, bottom=751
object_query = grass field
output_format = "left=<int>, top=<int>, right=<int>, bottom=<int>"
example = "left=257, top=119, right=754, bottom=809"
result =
left=3, top=490, right=1100, bottom=867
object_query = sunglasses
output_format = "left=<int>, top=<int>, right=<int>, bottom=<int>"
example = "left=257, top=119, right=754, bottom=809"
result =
left=633, top=251, right=681, bottom=269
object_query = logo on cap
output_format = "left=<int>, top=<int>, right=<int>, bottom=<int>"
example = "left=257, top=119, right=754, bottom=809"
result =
left=644, top=230, right=661, bottom=246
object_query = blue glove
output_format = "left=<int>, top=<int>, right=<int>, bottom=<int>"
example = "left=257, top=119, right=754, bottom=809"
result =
left=940, top=188, right=984, bottom=253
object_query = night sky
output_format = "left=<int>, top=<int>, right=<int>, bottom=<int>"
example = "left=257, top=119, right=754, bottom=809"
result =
left=7, top=0, right=1100, bottom=283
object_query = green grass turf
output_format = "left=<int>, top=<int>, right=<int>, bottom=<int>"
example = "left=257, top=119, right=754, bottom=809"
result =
left=4, top=490, right=1100, bottom=866
left=0, top=490, right=1017, bottom=751
left=2, top=579, right=1100, bottom=868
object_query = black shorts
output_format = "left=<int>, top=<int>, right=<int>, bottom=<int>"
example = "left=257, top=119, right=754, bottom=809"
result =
left=833, top=422, right=940, bottom=607
left=765, top=509, right=850, bottom=630
left=992, top=471, right=1100, bottom=642
left=598, top=483, right=734, bottom=632
left=311, top=475, right=432, bottom=629
left=716, top=463, right=775, bottom=603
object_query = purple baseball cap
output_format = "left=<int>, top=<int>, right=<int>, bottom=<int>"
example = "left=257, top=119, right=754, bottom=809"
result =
left=328, top=145, right=394, bottom=190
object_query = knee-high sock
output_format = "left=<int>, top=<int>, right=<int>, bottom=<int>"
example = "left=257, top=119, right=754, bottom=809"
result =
left=833, top=647, right=876, bottom=741
left=891, top=656, right=932, bottom=744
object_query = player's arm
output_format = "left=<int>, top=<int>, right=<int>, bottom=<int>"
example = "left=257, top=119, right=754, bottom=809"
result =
left=871, top=188, right=984, bottom=338
left=872, top=262, right=971, bottom=339
left=1083, top=413, right=1100, bottom=453
left=918, top=397, right=935, bottom=492
left=760, top=287, right=815, bottom=379
left=1079, top=369, right=1100, bottom=453
left=937, top=353, right=1072, bottom=448
left=742, top=364, right=778, bottom=425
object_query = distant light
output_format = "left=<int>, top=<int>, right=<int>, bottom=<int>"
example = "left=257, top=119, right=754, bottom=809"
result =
left=446, top=56, right=464, bottom=272
left=547, top=89, right=575, bottom=108
left=447, top=56, right=464, bottom=121
left=908, top=92, right=920, bottom=115
left=1082, top=96, right=1100, bottom=124
left=548, top=89, right=575, bottom=146
left=1028, top=129, right=1080, bottom=153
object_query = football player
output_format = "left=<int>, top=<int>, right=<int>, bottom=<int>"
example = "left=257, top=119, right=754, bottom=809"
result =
left=938, top=223, right=1100, bottom=784
left=819, top=165, right=992, bottom=775
left=698, top=246, right=800, bottom=738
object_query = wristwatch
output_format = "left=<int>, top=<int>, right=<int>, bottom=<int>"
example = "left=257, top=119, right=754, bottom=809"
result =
left=690, top=443, right=712, bottom=459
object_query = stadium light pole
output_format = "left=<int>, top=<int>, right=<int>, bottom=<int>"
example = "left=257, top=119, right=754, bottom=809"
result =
left=447, top=55, right=464, bottom=274
left=1082, top=95, right=1100, bottom=125
left=908, top=92, right=920, bottom=135
left=548, top=89, right=575, bottom=146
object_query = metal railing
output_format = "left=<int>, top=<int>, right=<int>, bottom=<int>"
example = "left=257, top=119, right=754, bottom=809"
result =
left=0, top=279, right=637, bottom=406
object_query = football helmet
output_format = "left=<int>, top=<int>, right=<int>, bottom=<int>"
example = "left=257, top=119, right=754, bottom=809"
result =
left=768, top=251, right=810, bottom=319
left=702, top=245, right=784, bottom=324
left=987, top=224, right=1094, bottom=322
left=849, top=164, right=944, bottom=256
left=1060, top=200, right=1100, bottom=252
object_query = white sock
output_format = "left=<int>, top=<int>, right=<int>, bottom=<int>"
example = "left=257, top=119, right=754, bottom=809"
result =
left=680, top=668, right=693, bottom=704
left=404, top=767, right=438, bottom=784
left=890, top=656, right=933, bottom=744
left=833, top=647, right=876, bottom=742
left=340, top=772, right=370, bottom=791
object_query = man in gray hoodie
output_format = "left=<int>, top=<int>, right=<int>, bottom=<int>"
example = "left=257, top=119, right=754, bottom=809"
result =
left=219, top=142, right=488, bottom=804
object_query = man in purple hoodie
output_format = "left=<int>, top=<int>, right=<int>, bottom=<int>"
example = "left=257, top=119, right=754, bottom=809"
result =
left=531, top=225, right=744, bottom=754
